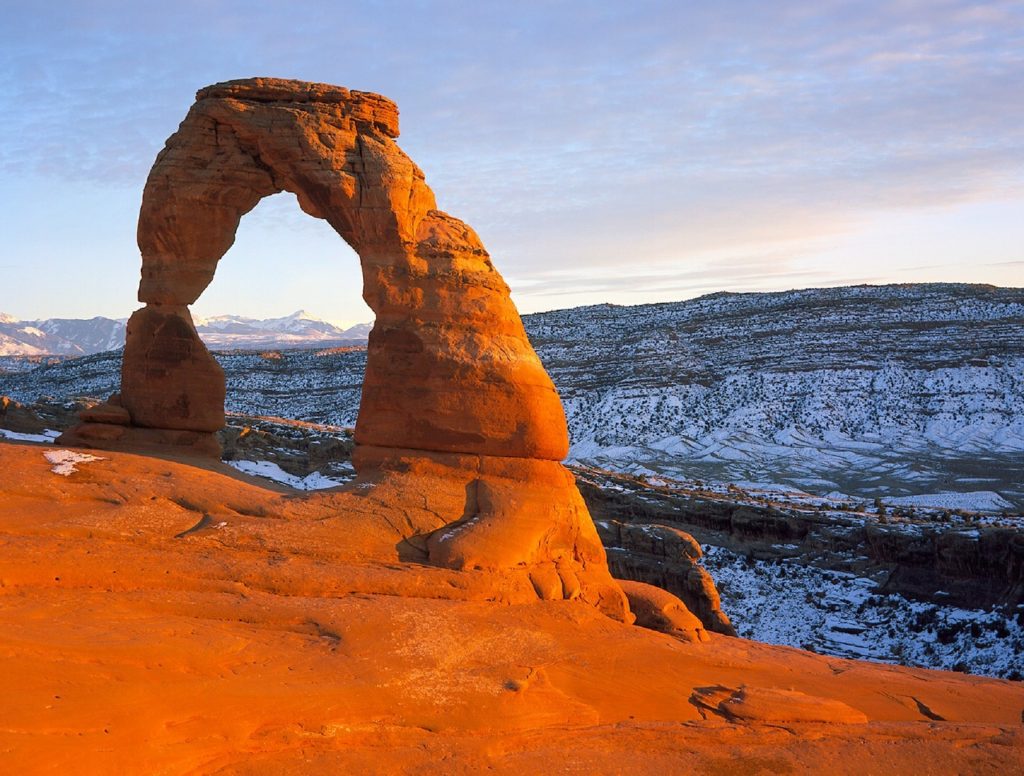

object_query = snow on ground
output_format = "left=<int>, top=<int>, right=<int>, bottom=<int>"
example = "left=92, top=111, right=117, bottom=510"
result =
left=227, top=460, right=349, bottom=491
left=0, top=428, right=59, bottom=443
left=44, top=450, right=104, bottom=476
left=886, top=491, right=1015, bottom=511
left=6, top=284, right=1023, bottom=509
left=703, top=545, right=1024, bottom=679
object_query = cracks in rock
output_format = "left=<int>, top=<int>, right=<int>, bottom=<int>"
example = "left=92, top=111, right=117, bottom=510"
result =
left=688, top=685, right=734, bottom=721
left=173, top=514, right=215, bottom=539
left=910, top=696, right=946, bottom=721
left=226, top=123, right=284, bottom=194
left=883, top=691, right=948, bottom=722
left=302, top=618, right=343, bottom=650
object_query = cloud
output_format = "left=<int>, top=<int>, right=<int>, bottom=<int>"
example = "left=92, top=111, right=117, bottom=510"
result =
left=2, top=0, right=1022, bottom=317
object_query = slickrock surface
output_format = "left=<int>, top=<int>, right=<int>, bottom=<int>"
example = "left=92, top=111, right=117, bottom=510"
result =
left=2, top=441, right=1023, bottom=774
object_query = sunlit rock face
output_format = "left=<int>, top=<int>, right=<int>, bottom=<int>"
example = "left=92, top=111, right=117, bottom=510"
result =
left=60, top=78, right=629, bottom=619
left=123, top=77, right=568, bottom=460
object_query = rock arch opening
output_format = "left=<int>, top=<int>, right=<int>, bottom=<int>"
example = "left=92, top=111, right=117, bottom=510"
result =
left=191, top=191, right=373, bottom=332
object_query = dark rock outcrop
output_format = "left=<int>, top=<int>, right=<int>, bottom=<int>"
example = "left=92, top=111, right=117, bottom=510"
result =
left=596, top=519, right=735, bottom=635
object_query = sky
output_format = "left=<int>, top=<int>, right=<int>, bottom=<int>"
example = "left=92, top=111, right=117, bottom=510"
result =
left=1, top=0, right=1022, bottom=326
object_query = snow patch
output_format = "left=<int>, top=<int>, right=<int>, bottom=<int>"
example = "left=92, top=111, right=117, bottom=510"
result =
left=432, top=513, right=484, bottom=544
left=704, top=545, right=1024, bottom=679
left=0, top=428, right=59, bottom=443
left=885, top=491, right=1014, bottom=512
left=227, top=460, right=347, bottom=491
left=44, top=449, right=104, bottom=475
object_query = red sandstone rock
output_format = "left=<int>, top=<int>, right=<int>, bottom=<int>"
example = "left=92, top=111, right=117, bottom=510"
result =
left=53, top=78, right=631, bottom=618
left=719, top=686, right=870, bottom=724
left=0, top=396, right=48, bottom=435
left=124, top=77, right=566, bottom=460
left=73, top=422, right=126, bottom=441
left=356, top=445, right=630, bottom=620
left=53, top=78, right=613, bottom=613
left=120, top=306, right=225, bottom=432
left=1, top=440, right=1021, bottom=773
left=78, top=403, right=131, bottom=425
left=619, top=579, right=709, bottom=643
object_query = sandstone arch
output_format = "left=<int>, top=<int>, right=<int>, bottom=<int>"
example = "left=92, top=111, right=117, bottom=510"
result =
left=62, top=79, right=629, bottom=620
left=116, top=77, right=567, bottom=460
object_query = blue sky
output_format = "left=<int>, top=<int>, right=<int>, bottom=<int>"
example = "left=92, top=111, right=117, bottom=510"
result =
left=1, top=0, right=1021, bottom=324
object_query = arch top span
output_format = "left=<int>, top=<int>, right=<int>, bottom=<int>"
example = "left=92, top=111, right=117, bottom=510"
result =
left=137, top=77, right=432, bottom=307
left=115, top=77, right=568, bottom=462
left=195, top=78, right=401, bottom=137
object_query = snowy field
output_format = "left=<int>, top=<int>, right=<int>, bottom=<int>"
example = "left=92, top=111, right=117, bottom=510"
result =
left=704, top=546, right=1024, bottom=679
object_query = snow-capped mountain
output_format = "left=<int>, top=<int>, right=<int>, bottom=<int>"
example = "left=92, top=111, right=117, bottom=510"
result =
left=0, top=311, right=372, bottom=355
left=0, top=316, right=126, bottom=356
left=192, top=310, right=369, bottom=349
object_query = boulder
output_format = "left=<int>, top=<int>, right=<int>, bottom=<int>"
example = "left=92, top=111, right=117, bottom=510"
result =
left=718, top=686, right=869, bottom=724
left=79, top=402, right=131, bottom=426
left=618, top=579, right=707, bottom=643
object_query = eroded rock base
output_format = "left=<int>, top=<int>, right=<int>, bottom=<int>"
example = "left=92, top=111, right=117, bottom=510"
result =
left=58, top=423, right=221, bottom=458
left=2, top=440, right=1021, bottom=774
left=353, top=445, right=631, bottom=621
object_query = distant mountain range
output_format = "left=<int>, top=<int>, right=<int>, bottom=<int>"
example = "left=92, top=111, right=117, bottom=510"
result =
left=190, top=310, right=371, bottom=349
left=0, top=310, right=371, bottom=355
left=0, top=313, right=126, bottom=356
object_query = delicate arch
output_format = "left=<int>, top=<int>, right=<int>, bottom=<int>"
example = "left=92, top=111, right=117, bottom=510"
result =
left=117, top=78, right=568, bottom=460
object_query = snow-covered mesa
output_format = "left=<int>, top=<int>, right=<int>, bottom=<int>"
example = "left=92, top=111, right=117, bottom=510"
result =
left=527, top=284, right=1024, bottom=510
left=3, top=283, right=1022, bottom=510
